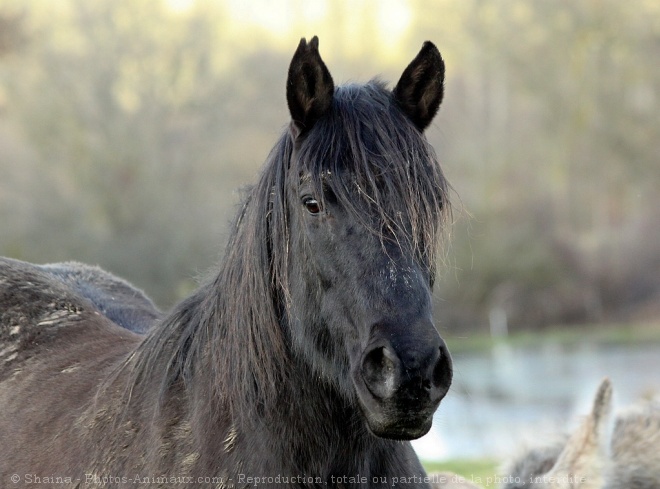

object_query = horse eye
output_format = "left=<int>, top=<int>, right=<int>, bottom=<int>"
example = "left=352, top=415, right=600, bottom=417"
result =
left=303, top=198, right=322, bottom=215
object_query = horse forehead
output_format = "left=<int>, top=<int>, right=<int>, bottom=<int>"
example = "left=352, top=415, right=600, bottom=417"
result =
left=331, top=82, right=398, bottom=125
left=335, top=80, right=390, bottom=105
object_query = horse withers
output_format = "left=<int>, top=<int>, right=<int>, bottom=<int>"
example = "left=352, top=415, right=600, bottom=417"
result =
left=0, top=37, right=452, bottom=487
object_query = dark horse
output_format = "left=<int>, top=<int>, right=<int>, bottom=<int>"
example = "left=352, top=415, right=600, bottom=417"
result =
left=0, top=37, right=452, bottom=488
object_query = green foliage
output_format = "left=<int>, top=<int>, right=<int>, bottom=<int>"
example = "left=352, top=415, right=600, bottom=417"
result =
left=446, top=322, right=660, bottom=354
left=0, top=0, right=289, bottom=306
left=0, top=0, right=659, bottom=325
left=423, top=458, right=498, bottom=487
left=429, top=0, right=660, bottom=332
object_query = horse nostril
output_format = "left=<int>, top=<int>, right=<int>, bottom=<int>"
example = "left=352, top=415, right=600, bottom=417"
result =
left=362, top=345, right=399, bottom=400
left=432, top=344, right=453, bottom=395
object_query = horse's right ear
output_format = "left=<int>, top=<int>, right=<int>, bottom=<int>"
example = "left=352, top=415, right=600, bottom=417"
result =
left=286, top=36, right=334, bottom=138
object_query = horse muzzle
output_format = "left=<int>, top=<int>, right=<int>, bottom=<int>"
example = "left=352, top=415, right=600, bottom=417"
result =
left=352, top=318, right=452, bottom=440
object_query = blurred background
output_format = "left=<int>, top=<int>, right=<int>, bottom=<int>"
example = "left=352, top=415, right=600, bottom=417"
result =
left=1, top=0, right=658, bottom=476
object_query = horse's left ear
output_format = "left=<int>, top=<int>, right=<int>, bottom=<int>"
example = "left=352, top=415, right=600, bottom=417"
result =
left=286, top=36, right=335, bottom=138
left=393, top=41, right=445, bottom=132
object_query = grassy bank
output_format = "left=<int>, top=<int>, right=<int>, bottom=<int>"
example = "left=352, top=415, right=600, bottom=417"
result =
left=423, top=459, right=498, bottom=487
left=444, top=321, right=660, bottom=354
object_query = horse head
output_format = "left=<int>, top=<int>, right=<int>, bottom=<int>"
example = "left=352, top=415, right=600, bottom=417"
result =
left=281, top=36, right=452, bottom=440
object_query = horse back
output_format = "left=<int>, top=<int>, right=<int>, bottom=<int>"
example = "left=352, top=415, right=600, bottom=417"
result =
left=1, top=258, right=160, bottom=334
left=0, top=257, right=148, bottom=374
left=0, top=257, right=145, bottom=474
left=38, top=260, right=162, bottom=333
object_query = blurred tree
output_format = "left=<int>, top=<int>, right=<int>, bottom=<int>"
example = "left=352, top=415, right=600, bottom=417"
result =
left=0, top=10, right=24, bottom=56
left=0, top=0, right=658, bottom=328
left=417, top=0, right=660, bottom=330
left=0, top=0, right=288, bottom=305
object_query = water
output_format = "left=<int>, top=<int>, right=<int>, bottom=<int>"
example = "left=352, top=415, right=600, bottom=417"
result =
left=412, top=340, right=660, bottom=461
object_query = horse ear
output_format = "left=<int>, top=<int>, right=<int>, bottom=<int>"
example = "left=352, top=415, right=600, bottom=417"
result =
left=545, top=378, right=612, bottom=485
left=393, top=41, right=445, bottom=131
left=286, top=36, right=334, bottom=138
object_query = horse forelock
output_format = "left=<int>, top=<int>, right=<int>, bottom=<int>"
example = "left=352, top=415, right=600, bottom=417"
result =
left=295, top=80, right=450, bottom=276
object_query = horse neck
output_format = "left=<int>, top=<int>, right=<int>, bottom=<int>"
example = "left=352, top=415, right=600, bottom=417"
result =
left=186, top=287, right=376, bottom=455
left=126, top=284, right=408, bottom=477
left=215, top=350, right=393, bottom=474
